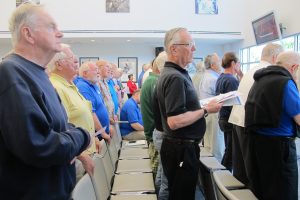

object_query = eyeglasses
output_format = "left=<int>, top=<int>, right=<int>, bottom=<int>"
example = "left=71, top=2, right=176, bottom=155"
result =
left=173, top=41, right=195, bottom=48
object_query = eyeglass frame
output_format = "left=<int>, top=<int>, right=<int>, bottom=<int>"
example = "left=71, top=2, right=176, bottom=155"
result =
left=172, top=40, right=196, bottom=48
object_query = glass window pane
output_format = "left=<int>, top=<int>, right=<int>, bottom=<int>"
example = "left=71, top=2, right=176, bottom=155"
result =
left=242, top=49, right=248, bottom=63
left=241, top=64, right=249, bottom=73
left=250, top=45, right=265, bottom=62
left=281, top=36, right=295, bottom=51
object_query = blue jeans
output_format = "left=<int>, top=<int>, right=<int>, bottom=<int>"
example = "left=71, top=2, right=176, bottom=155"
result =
left=153, top=129, right=169, bottom=200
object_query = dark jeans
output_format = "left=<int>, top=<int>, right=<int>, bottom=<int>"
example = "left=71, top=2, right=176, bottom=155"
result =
left=232, top=125, right=249, bottom=185
left=218, top=119, right=233, bottom=171
left=160, top=138, right=200, bottom=200
left=246, top=132, right=298, bottom=200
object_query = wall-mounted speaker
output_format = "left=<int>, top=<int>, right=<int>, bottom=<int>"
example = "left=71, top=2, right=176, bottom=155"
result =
left=155, top=47, right=164, bottom=57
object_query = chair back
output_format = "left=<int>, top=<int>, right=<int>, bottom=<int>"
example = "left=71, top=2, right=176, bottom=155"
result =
left=71, top=174, right=97, bottom=200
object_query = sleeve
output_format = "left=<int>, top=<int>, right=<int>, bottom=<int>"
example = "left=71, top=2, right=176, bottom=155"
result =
left=0, top=82, right=90, bottom=168
left=153, top=88, right=163, bottom=131
left=76, top=84, right=96, bottom=112
left=164, top=76, right=187, bottom=116
left=127, top=103, right=140, bottom=124
left=283, top=80, right=300, bottom=117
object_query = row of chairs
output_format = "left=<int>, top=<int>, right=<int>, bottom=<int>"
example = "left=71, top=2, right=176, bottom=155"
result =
left=198, top=147, right=258, bottom=200
left=71, top=124, right=157, bottom=200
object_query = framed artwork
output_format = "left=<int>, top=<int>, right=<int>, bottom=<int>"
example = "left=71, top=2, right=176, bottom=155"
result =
left=79, top=57, right=99, bottom=66
left=118, top=57, right=138, bottom=82
left=106, top=0, right=130, bottom=13
left=195, top=0, right=218, bottom=15
left=16, top=0, right=40, bottom=7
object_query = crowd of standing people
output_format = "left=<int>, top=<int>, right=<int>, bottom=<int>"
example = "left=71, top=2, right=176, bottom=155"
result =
left=1, top=2, right=300, bottom=200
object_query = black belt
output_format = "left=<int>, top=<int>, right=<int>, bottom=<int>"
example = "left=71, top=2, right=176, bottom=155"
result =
left=164, top=136, right=200, bottom=144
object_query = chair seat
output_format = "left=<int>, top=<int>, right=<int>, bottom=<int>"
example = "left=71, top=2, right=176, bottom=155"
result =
left=200, top=156, right=226, bottom=170
left=122, top=140, right=148, bottom=148
left=200, top=146, right=213, bottom=157
left=116, top=159, right=152, bottom=174
left=229, top=189, right=258, bottom=200
left=112, top=173, right=155, bottom=194
left=213, top=170, right=245, bottom=189
left=110, top=194, right=157, bottom=200
left=119, top=148, right=149, bottom=159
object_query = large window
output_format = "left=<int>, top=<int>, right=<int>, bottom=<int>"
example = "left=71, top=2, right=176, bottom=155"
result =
left=240, top=34, right=299, bottom=73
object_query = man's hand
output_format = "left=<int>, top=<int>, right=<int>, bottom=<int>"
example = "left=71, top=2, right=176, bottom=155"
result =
left=205, top=99, right=223, bottom=113
left=77, top=153, right=95, bottom=176
left=95, top=137, right=102, bottom=154
left=102, top=132, right=111, bottom=144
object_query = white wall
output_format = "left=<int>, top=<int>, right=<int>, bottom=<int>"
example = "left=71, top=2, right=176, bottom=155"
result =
left=1, top=0, right=299, bottom=68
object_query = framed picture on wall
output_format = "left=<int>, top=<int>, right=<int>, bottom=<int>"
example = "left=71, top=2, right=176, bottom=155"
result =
left=106, top=0, right=130, bottom=13
left=118, top=57, right=138, bottom=82
left=79, top=57, right=99, bottom=66
left=195, top=0, right=218, bottom=15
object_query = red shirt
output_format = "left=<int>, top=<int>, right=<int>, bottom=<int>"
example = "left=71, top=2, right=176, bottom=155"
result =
left=127, top=80, right=137, bottom=94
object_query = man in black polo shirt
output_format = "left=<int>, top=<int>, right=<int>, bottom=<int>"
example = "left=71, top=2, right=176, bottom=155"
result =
left=155, top=27, right=222, bottom=200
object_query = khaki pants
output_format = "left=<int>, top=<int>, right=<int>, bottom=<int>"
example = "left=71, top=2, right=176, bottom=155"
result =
left=122, top=130, right=146, bottom=140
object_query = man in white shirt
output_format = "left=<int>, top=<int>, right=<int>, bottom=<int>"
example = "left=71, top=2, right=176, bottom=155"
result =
left=199, top=53, right=225, bottom=162
left=228, top=43, right=283, bottom=184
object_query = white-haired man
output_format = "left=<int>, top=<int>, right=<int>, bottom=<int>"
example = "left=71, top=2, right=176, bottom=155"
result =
left=199, top=53, right=225, bottom=162
left=229, top=43, right=284, bottom=184
left=154, top=27, right=222, bottom=200
left=75, top=61, right=111, bottom=143
left=245, top=51, right=300, bottom=200
left=0, top=3, right=91, bottom=199
left=48, top=44, right=104, bottom=181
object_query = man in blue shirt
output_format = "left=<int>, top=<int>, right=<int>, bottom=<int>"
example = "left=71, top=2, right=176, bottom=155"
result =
left=75, top=61, right=111, bottom=142
left=120, top=89, right=145, bottom=140
left=245, top=51, right=300, bottom=200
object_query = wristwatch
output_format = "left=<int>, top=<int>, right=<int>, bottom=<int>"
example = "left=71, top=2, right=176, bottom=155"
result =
left=203, top=108, right=208, bottom=118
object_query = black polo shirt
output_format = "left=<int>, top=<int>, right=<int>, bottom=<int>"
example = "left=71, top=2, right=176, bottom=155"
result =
left=155, top=61, right=206, bottom=140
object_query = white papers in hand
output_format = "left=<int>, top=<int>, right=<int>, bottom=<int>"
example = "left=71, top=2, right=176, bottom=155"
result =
left=199, top=91, right=242, bottom=107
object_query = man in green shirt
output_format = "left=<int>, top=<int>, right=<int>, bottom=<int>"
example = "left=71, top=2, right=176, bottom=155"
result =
left=140, top=51, right=168, bottom=199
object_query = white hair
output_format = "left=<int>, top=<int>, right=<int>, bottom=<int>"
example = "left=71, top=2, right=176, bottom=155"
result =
left=9, top=2, right=42, bottom=47
left=153, top=51, right=167, bottom=73
left=261, top=43, right=284, bottom=61
left=79, top=61, right=95, bottom=77
left=164, top=27, right=187, bottom=53
left=276, top=51, right=300, bottom=67
left=47, top=43, right=70, bottom=73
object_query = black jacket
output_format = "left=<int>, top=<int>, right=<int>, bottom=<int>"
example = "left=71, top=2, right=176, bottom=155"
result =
left=245, top=65, right=296, bottom=130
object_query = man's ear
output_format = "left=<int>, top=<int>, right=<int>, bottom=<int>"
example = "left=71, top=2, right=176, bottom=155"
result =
left=22, top=27, right=35, bottom=44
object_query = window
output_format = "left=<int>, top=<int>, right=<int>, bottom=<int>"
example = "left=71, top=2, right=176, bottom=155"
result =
left=240, top=33, right=300, bottom=73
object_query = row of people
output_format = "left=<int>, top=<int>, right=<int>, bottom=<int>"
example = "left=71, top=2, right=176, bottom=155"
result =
left=193, top=43, right=300, bottom=200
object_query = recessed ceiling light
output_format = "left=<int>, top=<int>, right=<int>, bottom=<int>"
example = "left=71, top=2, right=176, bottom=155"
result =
left=91, top=39, right=95, bottom=42
left=127, top=39, right=131, bottom=42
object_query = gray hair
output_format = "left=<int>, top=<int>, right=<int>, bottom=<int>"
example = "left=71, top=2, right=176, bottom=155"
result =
left=153, top=51, right=167, bottom=73
left=276, top=51, right=300, bottom=67
left=79, top=61, right=95, bottom=77
left=261, top=43, right=284, bottom=61
left=204, top=53, right=218, bottom=69
left=164, top=27, right=187, bottom=53
left=47, top=43, right=70, bottom=73
left=9, top=2, right=42, bottom=47
left=196, top=61, right=205, bottom=72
